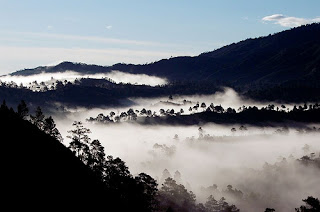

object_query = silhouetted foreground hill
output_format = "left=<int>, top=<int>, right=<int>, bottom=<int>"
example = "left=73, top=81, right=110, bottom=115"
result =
left=12, top=23, right=320, bottom=87
left=1, top=105, right=109, bottom=210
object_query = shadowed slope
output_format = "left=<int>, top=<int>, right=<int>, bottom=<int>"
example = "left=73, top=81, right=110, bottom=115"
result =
left=1, top=106, right=110, bottom=210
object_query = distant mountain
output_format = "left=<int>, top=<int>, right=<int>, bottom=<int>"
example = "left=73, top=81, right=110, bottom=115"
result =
left=12, top=61, right=110, bottom=76
left=12, top=23, right=320, bottom=87
left=6, top=23, right=320, bottom=103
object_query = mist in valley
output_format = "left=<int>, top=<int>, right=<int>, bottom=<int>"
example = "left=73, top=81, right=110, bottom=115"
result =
left=2, top=71, right=319, bottom=211
left=3, top=1, right=320, bottom=211
left=0, top=70, right=167, bottom=88
left=49, top=89, right=320, bottom=212
left=60, top=87, right=297, bottom=122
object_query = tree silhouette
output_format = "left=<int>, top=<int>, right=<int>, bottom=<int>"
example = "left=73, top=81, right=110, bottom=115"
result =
left=158, top=177, right=196, bottom=212
left=30, top=106, right=45, bottom=129
left=104, top=155, right=131, bottom=183
left=135, top=173, right=159, bottom=211
left=295, top=196, right=320, bottom=212
left=265, top=208, right=275, bottom=212
left=43, top=116, right=63, bottom=142
left=214, top=105, right=224, bottom=113
left=67, top=121, right=91, bottom=164
left=127, top=108, right=137, bottom=120
left=88, top=139, right=105, bottom=179
left=17, top=100, right=28, bottom=119
left=140, top=108, right=147, bottom=115
left=201, top=102, right=206, bottom=111
left=120, top=112, right=128, bottom=120
left=205, top=195, right=218, bottom=211
left=109, top=111, right=115, bottom=118
left=160, top=108, right=165, bottom=115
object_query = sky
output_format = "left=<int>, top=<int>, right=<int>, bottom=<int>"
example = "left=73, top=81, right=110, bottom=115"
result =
left=0, top=0, right=319, bottom=75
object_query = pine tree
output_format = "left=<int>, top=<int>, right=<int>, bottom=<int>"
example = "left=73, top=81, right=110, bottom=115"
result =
left=30, top=106, right=45, bottom=130
left=67, top=121, right=91, bottom=164
left=17, top=100, right=28, bottom=119
left=43, top=116, right=63, bottom=142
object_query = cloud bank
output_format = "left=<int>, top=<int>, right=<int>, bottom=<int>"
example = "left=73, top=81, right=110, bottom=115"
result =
left=53, top=108, right=320, bottom=211
left=0, top=70, right=167, bottom=87
left=262, top=14, right=320, bottom=27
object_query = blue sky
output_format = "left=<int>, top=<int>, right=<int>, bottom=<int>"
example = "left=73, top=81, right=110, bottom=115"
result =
left=0, top=0, right=319, bottom=74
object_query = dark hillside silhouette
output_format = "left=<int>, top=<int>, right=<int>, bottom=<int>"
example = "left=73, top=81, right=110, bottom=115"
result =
left=1, top=101, right=110, bottom=210
left=0, top=101, right=184, bottom=211
left=1, top=101, right=163, bottom=211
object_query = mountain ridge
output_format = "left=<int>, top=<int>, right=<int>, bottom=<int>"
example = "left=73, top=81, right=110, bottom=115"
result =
left=10, top=23, right=320, bottom=87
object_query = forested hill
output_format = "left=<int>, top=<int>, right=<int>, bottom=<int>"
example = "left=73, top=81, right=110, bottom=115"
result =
left=12, top=23, right=320, bottom=87
left=0, top=103, right=109, bottom=210
left=112, top=23, right=320, bottom=85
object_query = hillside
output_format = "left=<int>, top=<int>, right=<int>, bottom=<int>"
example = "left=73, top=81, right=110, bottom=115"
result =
left=12, top=23, right=320, bottom=87
left=0, top=104, right=110, bottom=210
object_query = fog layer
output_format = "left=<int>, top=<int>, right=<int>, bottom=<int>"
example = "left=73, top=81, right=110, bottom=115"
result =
left=0, top=70, right=167, bottom=87
left=55, top=117, right=320, bottom=211
left=49, top=89, right=320, bottom=211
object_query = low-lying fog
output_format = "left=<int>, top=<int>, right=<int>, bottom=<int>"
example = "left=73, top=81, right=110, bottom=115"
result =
left=50, top=89, right=320, bottom=212
left=66, top=88, right=297, bottom=119
left=0, top=70, right=167, bottom=87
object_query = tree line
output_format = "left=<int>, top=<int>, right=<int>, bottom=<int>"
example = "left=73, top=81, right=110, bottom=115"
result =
left=86, top=102, right=320, bottom=126
left=1, top=99, right=63, bottom=142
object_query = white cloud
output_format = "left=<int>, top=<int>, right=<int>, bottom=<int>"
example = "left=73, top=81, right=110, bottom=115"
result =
left=106, top=25, right=112, bottom=30
left=262, top=14, right=320, bottom=27
left=0, top=70, right=167, bottom=87
left=106, top=70, right=167, bottom=86
left=262, top=14, right=285, bottom=21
